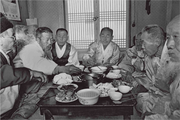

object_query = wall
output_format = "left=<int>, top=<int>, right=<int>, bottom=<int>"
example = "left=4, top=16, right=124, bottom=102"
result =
left=130, top=0, right=180, bottom=46
left=9, top=0, right=180, bottom=44
left=10, top=0, right=29, bottom=25
left=171, top=0, right=180, bottom=19
left=31, top=0, right=65, bottom=37
left=130, top=0, right=167, bottom=46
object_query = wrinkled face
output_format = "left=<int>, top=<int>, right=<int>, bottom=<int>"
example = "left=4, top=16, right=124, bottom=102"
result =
left=100, top=30, right=113, bottom=47
left=1, top=28, right=15, bottom=52
left=39, top=32, right=53, bottom=50
left=141, top=32, right=159, bottom=57
left=56, top=30, right=68, bottom=46
left=166, top=20, right=180, bottom=62
left=15, top=26, right=29, bottom=41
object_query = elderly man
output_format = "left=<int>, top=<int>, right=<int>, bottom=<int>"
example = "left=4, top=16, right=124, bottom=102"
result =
left=11, top=26, right=81, bottom=119
left=136, top=14, right=180, bottom=120
left=82, top=27, right=122, bottom=67
left=118, top=32, right=144, bottom=73
left=50, top=28, right=80, bottom=66
left=0, top=13, right=47, bottom=119
left=14, top=26, right=81, bottom=75
left=120, top=25, right=166, bottom=90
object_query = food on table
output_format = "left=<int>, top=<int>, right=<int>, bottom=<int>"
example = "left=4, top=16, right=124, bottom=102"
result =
left=112, top=80, right=132, bottom=87
left=56, top=84, right=78, bottom=102
left=106, top=71, right=122, bottom=79
left=53, top=73, right=73, bottom=85
left=90, top=83, right=117, bottom=97
left=72, top=76, right=82, bottom=82
left=112, top=80, right=121, bottom=87
left=59, top=84, right=77, bottom=91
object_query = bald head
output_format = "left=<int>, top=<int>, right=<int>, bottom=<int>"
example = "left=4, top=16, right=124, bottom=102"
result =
left=167, top=15, right=180, bottom=31
left=166, top=14, right=180, bottom=62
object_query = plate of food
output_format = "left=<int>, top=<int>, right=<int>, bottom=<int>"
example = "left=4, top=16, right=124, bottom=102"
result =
left=55, top=92, right=78, bottom=103
left=90, top=83, right=117, bottom=97
left=57, top=83, right=78, bottom=91
left=56, top=83, right=78, bottom=103
left=53, top=73, right=73, bottom=85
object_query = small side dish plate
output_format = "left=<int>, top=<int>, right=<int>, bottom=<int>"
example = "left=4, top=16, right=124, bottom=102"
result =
left=106, top=72, right=122, bottom=79
left=55, top=93, right=78, bottom=103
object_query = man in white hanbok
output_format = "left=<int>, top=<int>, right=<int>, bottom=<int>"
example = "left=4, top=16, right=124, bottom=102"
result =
left=82, top=27, right=122, bottom=67
left=136, top=14, right=180, bottom=120
left=13, top=27, right=81, bottom=75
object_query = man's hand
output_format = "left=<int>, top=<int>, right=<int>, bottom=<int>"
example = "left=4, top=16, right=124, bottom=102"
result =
left=30, top=70, right=48, bottom=83
left=82, top=57, right=95, bottom=67
left=154, top=78, right=170, bottom=93
left=54, top=65, right=82, bottom=75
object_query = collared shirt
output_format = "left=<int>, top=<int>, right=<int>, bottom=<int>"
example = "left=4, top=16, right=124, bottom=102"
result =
left=14, top=41, right=57, bottom=75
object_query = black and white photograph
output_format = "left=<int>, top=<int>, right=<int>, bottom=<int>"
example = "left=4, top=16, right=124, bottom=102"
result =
left=0, top=0, right=180, bottom=120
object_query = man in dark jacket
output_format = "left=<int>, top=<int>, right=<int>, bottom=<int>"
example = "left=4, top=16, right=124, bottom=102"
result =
left=0, top=12, right=47, bottom=119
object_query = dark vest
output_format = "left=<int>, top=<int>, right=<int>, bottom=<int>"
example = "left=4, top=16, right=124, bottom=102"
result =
left=51, top=43, right=71, bottom=66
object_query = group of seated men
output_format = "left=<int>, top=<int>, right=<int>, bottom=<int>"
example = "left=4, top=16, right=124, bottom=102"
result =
left=0, top=11, right=180, bottom=120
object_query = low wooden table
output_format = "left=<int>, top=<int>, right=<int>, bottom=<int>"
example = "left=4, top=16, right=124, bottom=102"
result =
left=38, top=82, right=136, bottom=120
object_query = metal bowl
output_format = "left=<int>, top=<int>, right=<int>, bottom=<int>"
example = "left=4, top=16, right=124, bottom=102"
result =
left=80, top=73, right=104, bottom=87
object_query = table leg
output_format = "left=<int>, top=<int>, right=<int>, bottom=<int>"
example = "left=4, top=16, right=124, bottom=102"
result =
left=123, top=115, right=131, bottom=120
left=42, top=108, right=54, bottom=120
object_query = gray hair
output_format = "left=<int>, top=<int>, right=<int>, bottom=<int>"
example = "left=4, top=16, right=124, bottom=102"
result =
left=14, top=25, right=36, bottom=44
left=141, top=24, right=165, bottom=46
left=100, top=27, right=113, bottom=36
left=36, top=27, right=53, bottom=38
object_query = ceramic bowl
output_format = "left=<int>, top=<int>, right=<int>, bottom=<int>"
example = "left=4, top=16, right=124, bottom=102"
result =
left=112, top=65, right=119, bottom=69
left=106, top=72, right=122, bottom=79
left=108, top=91, right=122, bottom=101
left=77, top=89, right=100, bottom=105
left=118, top=85, right=133, bottom=93
left=111, top=69, right=121, bottom=74
left=90, top=66, right=107, bottom=73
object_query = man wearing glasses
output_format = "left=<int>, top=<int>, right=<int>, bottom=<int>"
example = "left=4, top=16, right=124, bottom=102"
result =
left=0, top=13, right=47, bottom=119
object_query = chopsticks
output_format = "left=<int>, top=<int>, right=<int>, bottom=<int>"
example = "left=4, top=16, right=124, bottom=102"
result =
left=97, top=66, right=103, bottom=71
